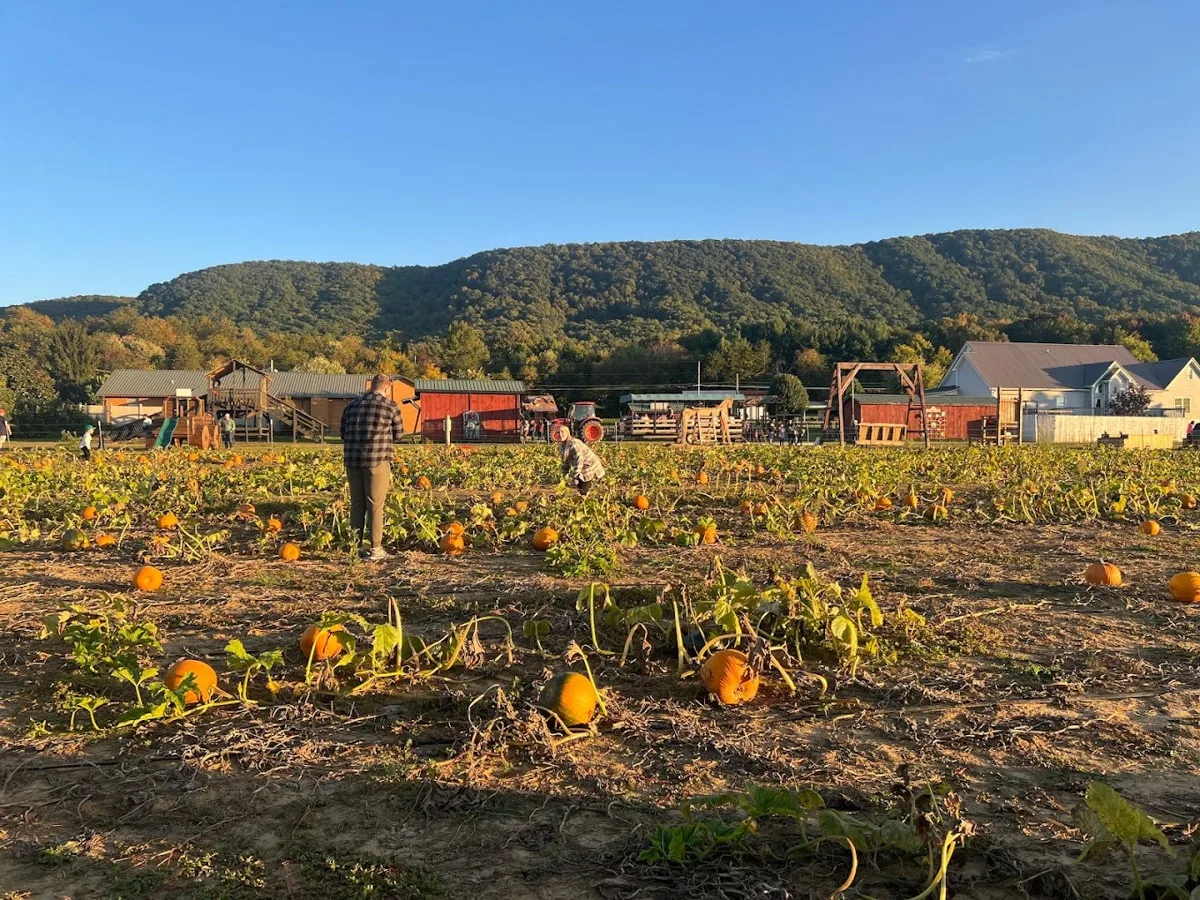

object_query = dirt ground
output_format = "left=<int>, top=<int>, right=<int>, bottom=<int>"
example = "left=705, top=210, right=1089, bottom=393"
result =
left=2, top=518, right=1199, bottom=899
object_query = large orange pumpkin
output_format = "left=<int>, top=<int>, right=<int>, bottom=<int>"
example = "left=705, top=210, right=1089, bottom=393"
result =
left=133, top=565, right=164, bottom=592
left=1169, top=571, right=1200, bottom=603
left=1083, top=562, right=1122, bottom=587
left=700, top=649, right=760, bottom=705
left=164, top=658, right=217, bottom=705
left=300, top=623, right=346, bottom=660
left=279, top=542, right=301, bottom=561
left=156, top=512, right=179, bottom=530
left=538, top=672, right=598, bottom=726
left=532, top=527, right=559, bottom=551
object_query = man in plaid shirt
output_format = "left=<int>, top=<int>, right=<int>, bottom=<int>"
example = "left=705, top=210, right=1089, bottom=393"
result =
left=341, top=374, right=406, bottom=560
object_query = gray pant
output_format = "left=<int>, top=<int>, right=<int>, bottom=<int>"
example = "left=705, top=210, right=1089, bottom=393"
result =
left=346, top=464, right=390, bottom=549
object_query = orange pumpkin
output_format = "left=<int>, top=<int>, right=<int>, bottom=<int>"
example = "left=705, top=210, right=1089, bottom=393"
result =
left=700, top=649, right=760, bottom=705
left=532, top=527, right=559, bottom=551
left=753, top=502, right=769, bottom=518
left=694, top=524, right=718, bottom=545
left=739, top=500, right=753, bottom=515
left=264, top=516, right=282, bottom=534
left=696, top=471, right=709, bottom=486
left=874, top=497, right=893, bottom=511
left=279, top=542, right=301, bottom=561
left=538, top=672, right=598, bottom=727
left=633, top=495, right=650, bottom=511
left=1083, top=562, right=1122, bottom=587
left=300, top=623, right=346, bottom=660
left=514, top=500, right=529, bottom=513
left=1168, top=571, right=1200, bottom=603
left=95, top=533, right=116, bottom=548
left=799, top=511, right=818, bottom=533
left=133, top=565, right=164, bottom=592
left=164, top=658, right=217, bottom=705
left=444, top=521, right=465, bottom=536
left=902, top=491, right=920, bottom=509
left=490, top=491, right=504, bottom=505
left=81, top=506, right=97, bottom=521
left=156, top=512, right=179, bottom=530
left=439, top=533, right=466, bottom=555
left=417, top=476, right=432, bottom=490
left=1183, top=494, right=1198, bottom=510
left=1140, top=520, right=1161, bottom=536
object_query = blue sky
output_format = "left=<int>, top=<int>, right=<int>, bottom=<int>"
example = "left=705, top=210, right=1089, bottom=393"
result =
left=2, top=0, right=1198, bottom=304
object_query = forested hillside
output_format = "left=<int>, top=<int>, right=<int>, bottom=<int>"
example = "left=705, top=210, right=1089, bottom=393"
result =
left=24, top=229, right=1200, bottom=343
left=6, top=228, right=1200, bottom=425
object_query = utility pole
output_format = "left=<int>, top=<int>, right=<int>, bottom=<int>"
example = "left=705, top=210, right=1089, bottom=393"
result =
left=696, top=361, right=701, bottom=395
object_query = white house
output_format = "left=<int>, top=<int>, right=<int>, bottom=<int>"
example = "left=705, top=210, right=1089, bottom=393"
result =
left=940, top=342, right=1200, bottom=415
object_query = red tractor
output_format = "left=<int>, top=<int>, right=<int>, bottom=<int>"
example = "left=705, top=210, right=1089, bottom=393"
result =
left=561, top=401, right=604, bottom=443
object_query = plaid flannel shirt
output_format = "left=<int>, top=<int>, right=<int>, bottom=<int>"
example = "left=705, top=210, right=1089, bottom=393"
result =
left=341, top=392, right=405, bottom=468
left=559, top=438, right=605, bottom=483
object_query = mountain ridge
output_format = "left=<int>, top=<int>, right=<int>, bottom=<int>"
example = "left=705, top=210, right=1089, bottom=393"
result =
left=18, top=229, right=1200, bottom=346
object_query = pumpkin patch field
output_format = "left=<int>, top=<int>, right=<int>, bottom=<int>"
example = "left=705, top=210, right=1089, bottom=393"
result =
left=3, top=443, right=1200, bottom=898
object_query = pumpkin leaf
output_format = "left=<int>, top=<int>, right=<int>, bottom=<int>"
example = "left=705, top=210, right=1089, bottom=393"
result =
left=1084, top=782, right=1171, bottom=853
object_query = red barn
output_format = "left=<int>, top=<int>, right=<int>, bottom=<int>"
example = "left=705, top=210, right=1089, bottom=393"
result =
left=848, top=393, right=999, bottom=441
left=415, top=378, right=526, bottom=442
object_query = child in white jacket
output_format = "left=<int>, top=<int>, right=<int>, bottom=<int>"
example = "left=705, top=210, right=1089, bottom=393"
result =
left=79, top=425, right=94, bottom=461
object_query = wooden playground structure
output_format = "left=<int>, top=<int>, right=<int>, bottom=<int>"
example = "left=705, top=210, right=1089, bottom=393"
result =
left=145, top=360, right=328, bottom=449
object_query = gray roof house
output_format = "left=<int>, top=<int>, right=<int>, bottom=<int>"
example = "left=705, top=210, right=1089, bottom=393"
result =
left=941, top=342, right=1200, bottom=413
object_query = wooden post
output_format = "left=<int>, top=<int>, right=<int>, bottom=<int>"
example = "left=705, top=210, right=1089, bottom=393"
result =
left=444, top=415, right=452, bottom=446
left=1017, top=388, right=1025, bottom=443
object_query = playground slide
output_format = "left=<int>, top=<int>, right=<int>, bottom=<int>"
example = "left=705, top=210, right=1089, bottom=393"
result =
left=153, top=418, right=178, bottom=449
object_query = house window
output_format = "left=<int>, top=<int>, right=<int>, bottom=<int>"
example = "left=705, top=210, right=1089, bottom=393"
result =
left=1054, top=395, right=1066, bottom=409
left=1176, top=398, right=1191, bottom=414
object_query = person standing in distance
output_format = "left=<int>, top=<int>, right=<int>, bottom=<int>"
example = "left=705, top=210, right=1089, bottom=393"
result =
left=0, top=409, right=10, bottom=449
left=341, top=374, right=405, bottom=560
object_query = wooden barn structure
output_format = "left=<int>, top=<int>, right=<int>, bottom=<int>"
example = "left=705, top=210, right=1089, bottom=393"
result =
left=849, top=393, right=1005, bottom=442
left=414, top=379, right=525, bottom=442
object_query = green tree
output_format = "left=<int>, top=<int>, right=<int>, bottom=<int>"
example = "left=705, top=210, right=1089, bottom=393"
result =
left=705, top=337, right=771, bottom=381
left=438, top=321, right=489, bottom=376
left=294, top=355, right=346, bottom=374
left=769, top=373, right=809, bottom=414
left=165, top=334, right=205, bottom=369
left=48, top=321, right=101, bottom=401
left=0, top=346, right=58, bottom=420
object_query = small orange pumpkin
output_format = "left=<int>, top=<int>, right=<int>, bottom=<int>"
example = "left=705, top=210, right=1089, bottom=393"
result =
left=81, top=506, right=97, bottom=521
left=439, top=533, right=466, bottom=555
left=695, top=524, right=718, bottom=545
left=444, top=521, right=465, bottom=536
left=1168, top=571, right=1200, bottom=603
left=164, top=658, right=217, bottom=705
left=490, top=491, right=504, bottom=505
left=538, top=672, right=598, bottom=727
left=156, top=512, right=179, bottom=531
left=133, top=565, right=164, bottom=592
left=1083, top=562, right=1122, bottom=587
left=1140, top=520, right=1161, bottom=536
left=739, top=500, right=753, bottom=515
left=95, top=533, right=116, bottom=548
left=700, top=649, right=760, bottom=705
left=301, top=623, right=346, bottom=660
left=633, top=495, right=650, bottom=511
left=417, top=476, right=432, bottom=490
left=264, top=516, right=282, bottom=534
left=279, top=542, right=301, bottom=561
left=874, top=497, right=893, bottom=511
left=1183, top=494, right=1198, bottom=510
left=799, top=511, right=818, bottom=533
left=696, top=471, right=709, bottom=486
left=532, top=527, right=559, bottom=551
left=902, top=491, right=920, bottom=509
